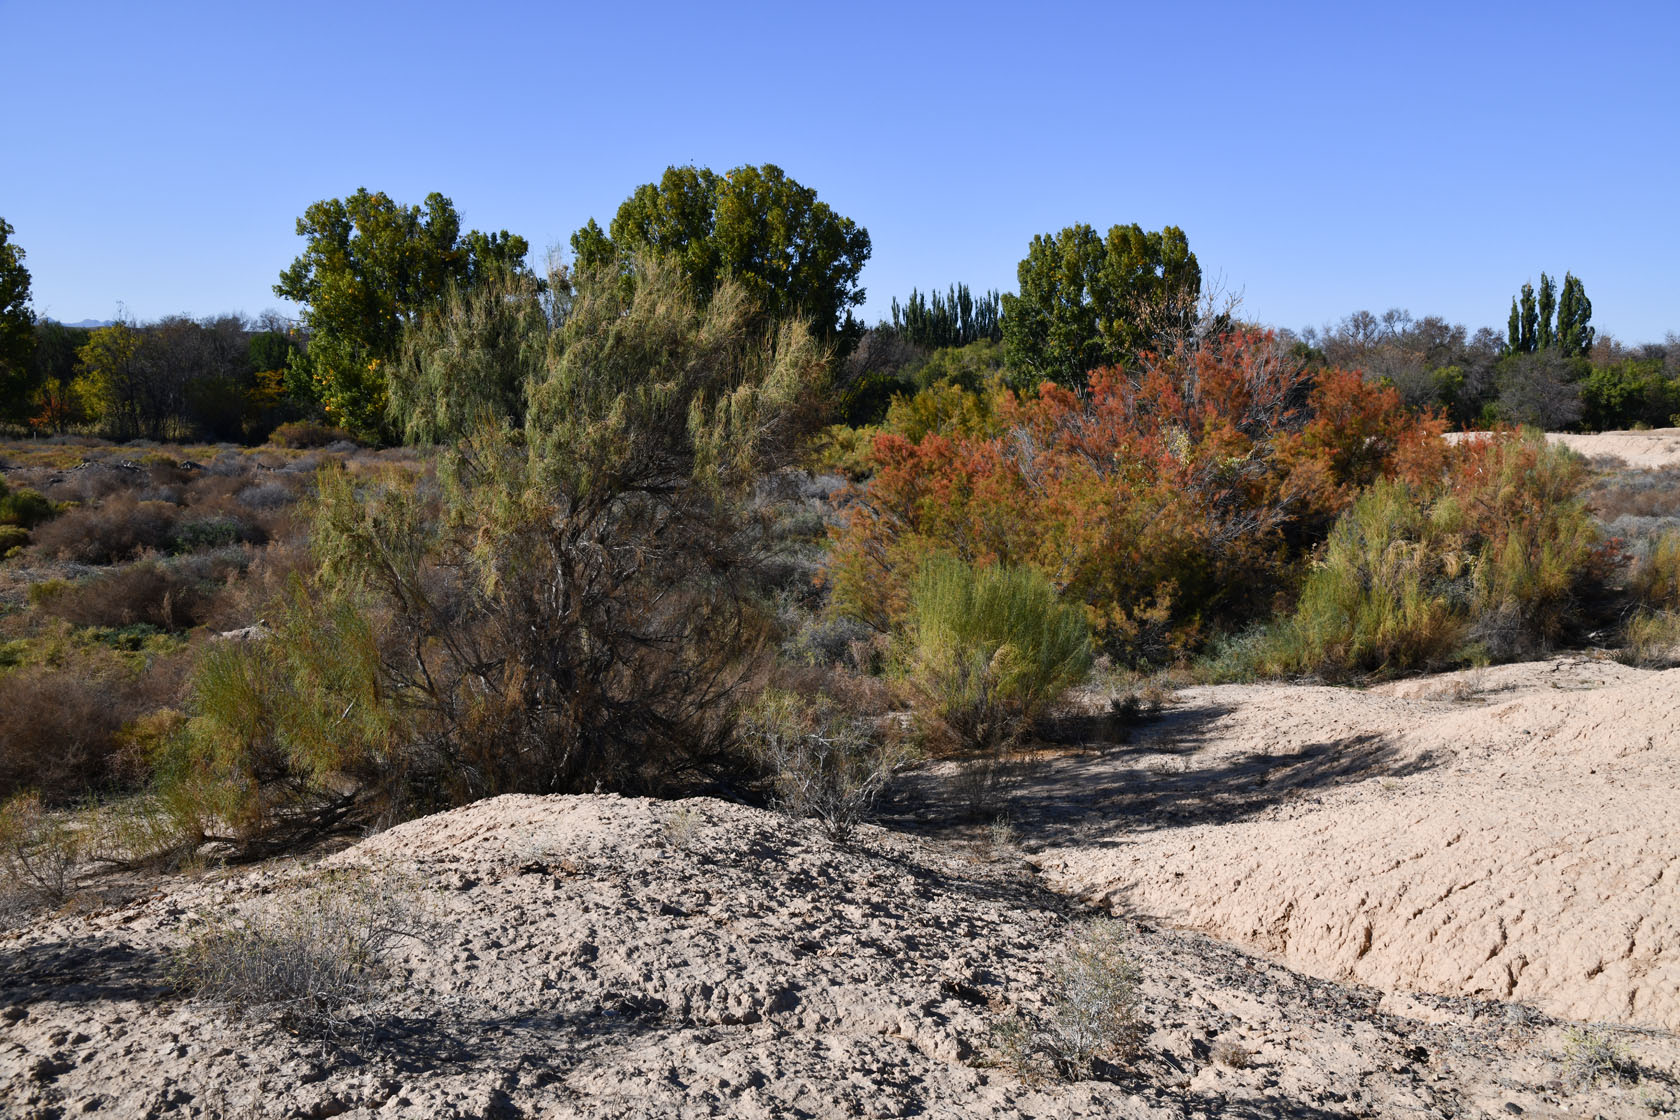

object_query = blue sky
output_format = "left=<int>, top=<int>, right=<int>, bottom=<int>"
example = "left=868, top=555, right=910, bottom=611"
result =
left=4, top=0, right=1676, bottom=343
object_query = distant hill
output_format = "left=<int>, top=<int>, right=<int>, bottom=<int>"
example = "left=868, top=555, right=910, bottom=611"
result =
left=44, top=318, right=115, bottom=329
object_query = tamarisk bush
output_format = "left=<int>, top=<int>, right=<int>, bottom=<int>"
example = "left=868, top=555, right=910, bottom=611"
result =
left=828, top=329, right=1446, bottom=662
left=1245, top=432, right=1616, bottom=678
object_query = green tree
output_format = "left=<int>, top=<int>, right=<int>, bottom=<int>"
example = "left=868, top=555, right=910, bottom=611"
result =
left=1511, top=282, right=1540, bottom=353
left=27, top=321, right=91, bottom=430
left=275, top=189, right=532, bottom=439
left=74, top=322, right=146, bottom=438
left=1555, top=273, right=1594, bottom=357
left=889, top=284, right=1002, bottom=349
left=572, top=164, right=871, bottom=352
left=1000, top=223, right=1201, bottom=389
left=1507, top=272, right=1592, bottom=357
left=169, top=260, right=831, bottom=845
left=0, top=218, right=36, bottom=422
left=1536, top=273, right=1557, bottom=350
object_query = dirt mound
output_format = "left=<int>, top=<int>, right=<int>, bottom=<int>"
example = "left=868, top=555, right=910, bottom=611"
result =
left=9, top=792, right=1674, bottom=1117
left=1031, top=659, right=1680, bottom=1031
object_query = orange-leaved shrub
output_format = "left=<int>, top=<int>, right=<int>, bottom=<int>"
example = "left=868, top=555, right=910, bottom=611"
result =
left=826, top=330, right=1447, bottom=662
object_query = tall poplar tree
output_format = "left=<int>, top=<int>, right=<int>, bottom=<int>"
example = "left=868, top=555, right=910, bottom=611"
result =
left=1506, top=272, right=1592, bottom=357
left=1536, top=274, right=1557, bottom=351
left=1555, top=273, right=1594, bottom=357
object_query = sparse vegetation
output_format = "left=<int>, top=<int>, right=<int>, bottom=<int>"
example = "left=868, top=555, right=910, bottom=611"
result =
left=1620, top=609, right=1680, bottom=667
left=1211, top=1037, right=1255, bottom=1068
left=0, top=793, right=82, bottom=922
left=1630, top=530, right=1680, bottom=610
left=172, top=873, right=429, bottom=1038
left=1559, top=1024, right=1639, bottom=1089
left=744, top=689, right=906, bottom=843
left=992, top=918, right=1142, bottom=1082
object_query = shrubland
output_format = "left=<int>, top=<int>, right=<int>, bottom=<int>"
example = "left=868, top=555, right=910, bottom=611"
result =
left=1226, top=433, right=1615, bottom=679
left=0, top=180, right=1671, bottom=887
left=826, top=329, right=1448, bottom=663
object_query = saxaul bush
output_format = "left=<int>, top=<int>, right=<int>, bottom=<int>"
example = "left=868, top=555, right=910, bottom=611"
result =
left=162, top=259, right=832, bottom=852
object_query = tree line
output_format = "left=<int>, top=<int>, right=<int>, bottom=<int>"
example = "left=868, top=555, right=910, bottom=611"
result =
left=1, top=173, right=1675, bottom=444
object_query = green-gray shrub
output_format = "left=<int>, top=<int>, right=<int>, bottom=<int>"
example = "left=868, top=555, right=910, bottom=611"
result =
left=743, top=689, right=905, bottom=843
left=991, top=918, right=1142, bottom=1082
left=0, top=482, right=55, bottom=529
left=172, top=873, right=426, bottom=1038
left=1253, top=481, right=1468, bottom=678
left=905, top=556, right=1091, bottom=753
left=1237, top=435, right=1609, bottom=680
left=0, top=794, right=81, bottom=924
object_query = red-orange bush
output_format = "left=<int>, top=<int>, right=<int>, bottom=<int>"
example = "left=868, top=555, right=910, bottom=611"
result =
left=826, top=331, right=1448, bottom=661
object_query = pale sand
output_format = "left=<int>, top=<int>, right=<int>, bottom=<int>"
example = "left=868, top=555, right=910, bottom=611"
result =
left=1031, top=658, right=1680, bottom=1033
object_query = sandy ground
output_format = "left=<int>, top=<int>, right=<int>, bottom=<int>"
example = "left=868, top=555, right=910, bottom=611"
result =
left=1547, top=428, right=1680, bottom=469
left=1017, top=658, right=1678, bottom=1036
left=4, top=782, right=1677, bottom=1118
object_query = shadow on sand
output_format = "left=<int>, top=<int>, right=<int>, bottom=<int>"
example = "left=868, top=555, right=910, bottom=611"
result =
left=879, top=697, right=1447, bottom=847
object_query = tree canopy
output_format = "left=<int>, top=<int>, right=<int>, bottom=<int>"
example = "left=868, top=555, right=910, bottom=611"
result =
left=0, top=218, right=36, bottom=421
left=1507, top=271, right=1593, bottom=357
left=571, top=164, right=871, bottom=351
left=1000, top=223, right=1201, bottom=389
left=888, top=284, right=1002, bottom=350
left=275, top=189, right=532, bottom=438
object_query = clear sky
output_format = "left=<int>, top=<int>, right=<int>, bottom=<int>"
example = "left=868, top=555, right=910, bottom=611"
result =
left=4, top=0, right=1676, bottom=343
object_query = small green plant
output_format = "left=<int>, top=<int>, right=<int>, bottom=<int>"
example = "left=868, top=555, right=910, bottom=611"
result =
left=1043, top=919, right=1142, bottom=1078
left=742, top=689, right=906, bottom=844
left=170, top=514, right=255, bottom=553
left=268, top=420, right=356, bottom=449
left=661, top=803, right=706, bottom=851
left=990, top=1009, right=1039, bottom=1082
left=172, top=873, right=428, bottom=1039
left=1630, top=531, right=1680, bottom=610
left=986, top=813, right=1018, bottom=856
left=990, top=918, right=1142, bottom=1082
left=0, top=482, right=56, bottom=529
left=952, top=750, right=1019, bottom=821
left=84, top=791, right=197, bottom=871
left=905, top=556, right=1091, bottom=754
left=1559, top=1024, right=1638, bottom=1089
